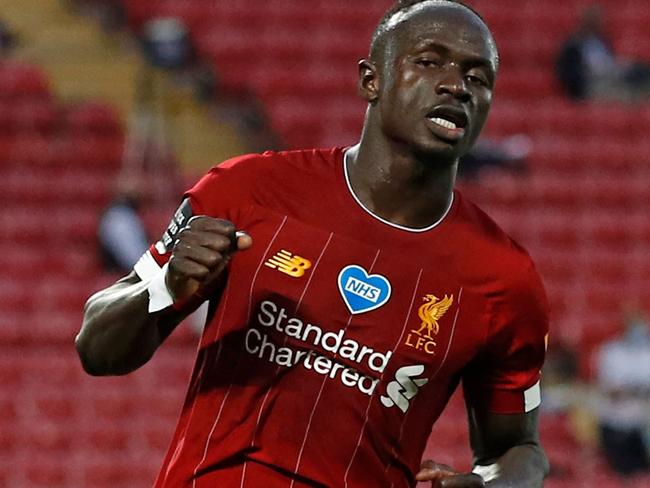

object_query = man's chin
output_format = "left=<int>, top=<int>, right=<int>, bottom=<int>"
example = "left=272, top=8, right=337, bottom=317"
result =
left=412, top=137, right=464, bottom=162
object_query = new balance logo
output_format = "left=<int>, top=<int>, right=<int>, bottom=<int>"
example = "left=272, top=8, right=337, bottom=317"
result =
left=380, top=364, right=428, bottom=413
left=264, top=250, right=312, bottom=278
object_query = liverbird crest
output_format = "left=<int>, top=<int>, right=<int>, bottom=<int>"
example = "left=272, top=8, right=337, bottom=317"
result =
left=414, top=294, right=454, bottom=340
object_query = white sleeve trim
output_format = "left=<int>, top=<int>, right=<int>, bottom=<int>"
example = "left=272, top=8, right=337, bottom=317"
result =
left=146, top=262, right=175, bottom=313
left=134, top=251, right=162, bottom=281
left=524, top=380, right=542, bottom=412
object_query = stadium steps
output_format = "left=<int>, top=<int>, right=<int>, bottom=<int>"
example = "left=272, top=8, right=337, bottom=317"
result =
left=0, top=0, right=246, bottom=171
left=0, top=0, right=139, bottom=113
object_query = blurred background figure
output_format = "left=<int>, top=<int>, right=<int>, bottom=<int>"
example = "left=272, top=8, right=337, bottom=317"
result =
left=141, top=17, right=192, bottom=71
left=98, top=173, right=149, bottom=275
left=541, top=341, right=581, bottom=414
left=459, top=134, right=531, bottom=180
left=556, top=4, right=650, bottom=102
left=0, top=18, right=17, bottom=55
left=595, top=309, right=650, bottom=477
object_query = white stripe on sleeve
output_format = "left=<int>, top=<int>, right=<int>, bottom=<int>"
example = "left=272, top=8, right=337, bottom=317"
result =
left=524, top=380, right=541, bottom=412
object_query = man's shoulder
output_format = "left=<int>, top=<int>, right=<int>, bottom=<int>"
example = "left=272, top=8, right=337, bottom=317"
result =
left=455, top=193, right=548, bottom=330
left=455, top=191, right=538, bottom=281
left=187, top=147, right=346, bottom=214
left=208, top=147, right=344, bottom=176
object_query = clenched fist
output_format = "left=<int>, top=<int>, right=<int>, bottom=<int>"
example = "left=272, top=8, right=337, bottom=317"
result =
left=165, top=216, right=253, bottom=303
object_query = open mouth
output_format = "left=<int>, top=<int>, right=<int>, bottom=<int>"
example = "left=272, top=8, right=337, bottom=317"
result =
left=426, top=106, right=468, bottom=143
left=428, top=117, right=462, bottom=130
left=427, top=105, right=468, bottom=130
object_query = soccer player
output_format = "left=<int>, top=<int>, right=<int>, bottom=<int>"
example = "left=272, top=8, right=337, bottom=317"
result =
left=76, top=1, right=550, bottom=486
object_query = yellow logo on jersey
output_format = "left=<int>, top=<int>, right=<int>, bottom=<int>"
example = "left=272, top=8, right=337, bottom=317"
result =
left=264, top=250, right=312, bottom=278
left=404, top=294, right=454, bottom=355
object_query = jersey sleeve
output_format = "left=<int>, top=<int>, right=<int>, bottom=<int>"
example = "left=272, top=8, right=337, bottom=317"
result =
left=463, top=259, right=549, bottom=414
left=134, top=153, right=261, bottom=281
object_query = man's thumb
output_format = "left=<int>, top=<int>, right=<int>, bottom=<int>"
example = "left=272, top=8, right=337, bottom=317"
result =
left=415, top=460, right=456, bottom=481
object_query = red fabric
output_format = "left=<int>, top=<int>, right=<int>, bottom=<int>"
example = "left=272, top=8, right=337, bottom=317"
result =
left=145, top=148, right=548, bottom=487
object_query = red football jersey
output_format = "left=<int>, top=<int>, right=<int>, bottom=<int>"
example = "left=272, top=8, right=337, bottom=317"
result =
left=134, top=147, right=549, bottom=488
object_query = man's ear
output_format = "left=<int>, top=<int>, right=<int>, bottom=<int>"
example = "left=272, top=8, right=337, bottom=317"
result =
left=358, top=59, right=379, bottom=104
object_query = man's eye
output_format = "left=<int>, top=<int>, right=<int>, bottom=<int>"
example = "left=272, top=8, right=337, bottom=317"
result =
left=417, top=59, right=440, bottom=67
left=466, top=74, right=487, bottom=86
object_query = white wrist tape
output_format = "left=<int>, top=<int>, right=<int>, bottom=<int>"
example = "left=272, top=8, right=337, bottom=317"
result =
left=147, top=262, right=175, bottom=313
left=472, top=463, right=500, bottom=483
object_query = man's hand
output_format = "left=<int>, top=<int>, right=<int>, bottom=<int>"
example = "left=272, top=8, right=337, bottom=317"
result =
left=416, top=460, right=485, bottom=487
left=166, top=216, right=252, bottom=303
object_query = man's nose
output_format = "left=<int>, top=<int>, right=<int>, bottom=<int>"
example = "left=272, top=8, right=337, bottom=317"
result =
left=435, top=65, right=471, bottom=101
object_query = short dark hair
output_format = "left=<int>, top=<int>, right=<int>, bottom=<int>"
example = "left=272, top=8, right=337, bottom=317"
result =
left=370, top=0, right=498, bottom=65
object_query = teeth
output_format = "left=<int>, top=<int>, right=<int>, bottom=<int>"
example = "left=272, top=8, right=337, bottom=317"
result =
left=429, top=117, right=458, bottom=130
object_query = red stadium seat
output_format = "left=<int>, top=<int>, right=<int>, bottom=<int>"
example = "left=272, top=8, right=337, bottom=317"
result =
left=0, top=99, right=59, bottom=135
left=66, top=101, right=122, bottom=135
left=83, top=462, right=155, bottom=488
left=54, top=133, right=124, bottom=169
left=121, top=0, right=165, bottom=31
left=24, top=461, right=70, bottom=487
left=0, top=61, right=50, bottom=100
left=154, top=0, right=210, bottom=31
left=5, top=134, right=55, bottom=167
left=143, top=420, right=177, bottom=451
left=529, top=174, right=583, bottom=210
left=494, top=69, right=559, bottom=101
left=86, top=427, right=130, bottom=453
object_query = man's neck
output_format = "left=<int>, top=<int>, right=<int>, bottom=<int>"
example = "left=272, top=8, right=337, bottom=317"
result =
left=346, top=136, right=457, bottom=230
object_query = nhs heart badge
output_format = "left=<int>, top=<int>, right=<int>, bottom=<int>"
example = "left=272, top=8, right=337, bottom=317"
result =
left=338, top=265, right=391, bottom=315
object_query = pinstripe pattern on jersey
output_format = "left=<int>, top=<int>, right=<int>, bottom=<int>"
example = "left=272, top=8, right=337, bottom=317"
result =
left=386, top=287, right=464, bottom=487
left=239, top=232, right=334, bottom=488
left=192, top=216, right=288, bottom=488
left=343, top=268, right=425, bottom=487
left=289, top=249, right=382, bottom=486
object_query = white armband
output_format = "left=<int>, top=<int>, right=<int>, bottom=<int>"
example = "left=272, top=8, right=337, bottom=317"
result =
left=147, top=262, right=175, bottom=313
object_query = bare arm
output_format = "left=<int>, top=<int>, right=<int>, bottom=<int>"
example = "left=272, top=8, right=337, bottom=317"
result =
left=468, top=407, right=548, bottom=487
left=75, top=271, right=192, bottom=376
left=416, top=408, right=548, bottom=487
left=75, top=215, right=252, bottom=376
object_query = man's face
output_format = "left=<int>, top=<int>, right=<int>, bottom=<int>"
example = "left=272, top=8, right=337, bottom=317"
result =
left=368, top=4, right=498, bottom=159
